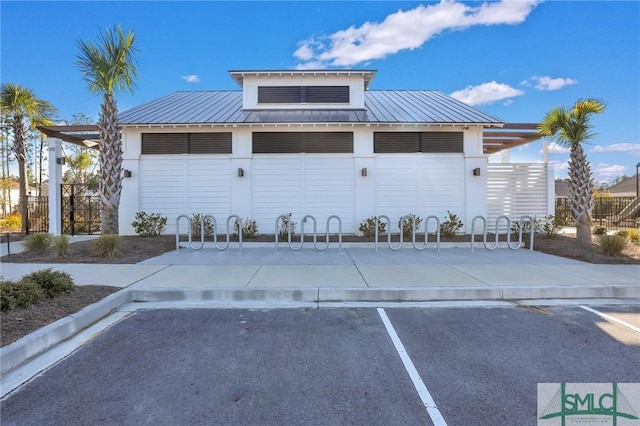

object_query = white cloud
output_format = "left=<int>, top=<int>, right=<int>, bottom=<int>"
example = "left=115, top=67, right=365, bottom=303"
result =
left=295, top=0, right=540, bottom=68
left=449, top=81, right=524, bottom=106
left=591, top=143, right=640, bottom=156
left=182, top=75, right=200, bottom=83
left=594, top=163, right=628, bottom=182
left=525, top=76, right=577, bottom=91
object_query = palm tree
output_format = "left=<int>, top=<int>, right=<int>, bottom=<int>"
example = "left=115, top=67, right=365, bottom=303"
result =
left=76, top=25, right=138, bottom=234
left=1, top=83, right=56, bottom=232
left=538, top=98, right=606, bottom=247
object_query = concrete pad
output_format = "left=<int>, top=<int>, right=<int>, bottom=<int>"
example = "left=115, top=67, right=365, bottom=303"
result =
left=544, top=264, right=640, bottom=285
left=130, top=265, right=261, bottom=289
left=48, top=264, right=169, bottom=287
left=451, top=264, right=602, bottom=287
left=1, top=263, right=61, bottom=280
left=357, top=265, right=488, bottom=287
left=501, top=285, right=640, bottom=300
left=248, top=265, right=366, bottom=287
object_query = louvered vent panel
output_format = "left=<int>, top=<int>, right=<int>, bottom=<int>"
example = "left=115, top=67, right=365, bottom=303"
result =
left=253, top=132, right=301, bottom=153
left=374, top=133, right=420, bottom=153
left=420, top=132, right=463, bottom=153
left=258, top=86, right=302, bottom=103
left=304, top=132, right=353, bottom=153
left=305, top=86, right=349, bottom=103
left=142, top=133, right=185, bottom=154
left=188, top=133, right=232, bottom=154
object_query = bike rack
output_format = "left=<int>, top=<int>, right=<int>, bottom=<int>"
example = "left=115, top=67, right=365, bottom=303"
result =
left=375, top=215, right=403, bottom=252
left=175, top=214, right=243, bottom=252
left=470, top=215, right=535, bottom=252
left=275, top=214, right=343, bottom=252
left=411, top=215, right=441, bottom=252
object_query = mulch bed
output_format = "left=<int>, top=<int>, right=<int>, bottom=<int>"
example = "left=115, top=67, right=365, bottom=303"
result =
left=1, top=285, right=120, bottom=347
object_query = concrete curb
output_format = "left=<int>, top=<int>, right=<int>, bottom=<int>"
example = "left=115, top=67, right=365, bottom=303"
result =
left=2, top=284, right=639, bottom=380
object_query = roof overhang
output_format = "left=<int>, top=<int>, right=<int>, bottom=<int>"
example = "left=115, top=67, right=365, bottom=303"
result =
left=39, top=122, right=542, bottom=154
left=229, top=69, right=377, bottom=90
left=37, top=125, right=100, bottom=149
left=482, top=123, right=541, bottom=154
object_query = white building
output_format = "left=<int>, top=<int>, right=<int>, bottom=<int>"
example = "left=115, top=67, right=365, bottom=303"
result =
left=45, top=69, right=548, bottom=236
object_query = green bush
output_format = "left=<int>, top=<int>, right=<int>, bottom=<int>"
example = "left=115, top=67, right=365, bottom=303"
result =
left=23, top=233, right=52, bottom=253
left=51, top=235, right=71, bottom=257
left=1, top=279, right=45, bottom=312
left=615, top=229, right=628, bottom=238
left=541, top=214, right=562, bottom=238
left=593, top=226, right=607, bottom=235
left=191, top=214, right=214, bottom=239
left=278, top=213, right=297, bottom=240
left=440, top=211, right=463, bottom=238
left=92, top=234, right=121, bottom=257
left=398, top=214, right=423, bottom=237
left=511, top=217, right=542, bottom=238
left=599, top=234, right=627, bottom=256
left=23, top=268, right=74, bottom=297
left=234, top=218, right=258, bottom=239
left=131, top=211, right=167, bottom=237
left=358, top=216, right=386, bottom=238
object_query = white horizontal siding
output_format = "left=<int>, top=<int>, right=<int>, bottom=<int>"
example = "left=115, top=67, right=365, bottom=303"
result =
left=141, top=156, right=232, bottom=233
left=252, top=155, right=354, bottom=233
left=375, top=154, right=464, bottom=232
left=487, top=163, right=548, bottom=232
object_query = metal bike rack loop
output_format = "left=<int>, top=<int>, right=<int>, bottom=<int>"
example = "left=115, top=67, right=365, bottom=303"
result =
left=175, top=214, right=243, bottom=252
left=471, top=215, right=535, bottom=252
left=375, top=215, right=403, bottom=252
left=411, top=215, right=441, bottom=252
left=275, top=214, right=343, bottom=252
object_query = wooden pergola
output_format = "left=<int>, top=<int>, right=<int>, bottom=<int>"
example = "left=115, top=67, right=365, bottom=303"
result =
left=38, top=123, right=542, bottom=154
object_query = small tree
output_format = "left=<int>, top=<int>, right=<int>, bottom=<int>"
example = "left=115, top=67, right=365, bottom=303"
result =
left=538, top=99, right=605, bottom=247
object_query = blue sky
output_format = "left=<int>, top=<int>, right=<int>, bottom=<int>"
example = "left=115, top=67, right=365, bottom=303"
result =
left=2, top=0, right=639, bottom=183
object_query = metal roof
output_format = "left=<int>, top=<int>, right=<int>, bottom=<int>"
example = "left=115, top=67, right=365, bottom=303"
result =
left=118, top=90, right=504, bottom=127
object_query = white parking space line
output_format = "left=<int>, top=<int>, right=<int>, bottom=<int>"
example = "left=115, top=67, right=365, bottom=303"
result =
left=377, top=308, right=448, bottom=426
left=580, top=306, right=640, bottom=333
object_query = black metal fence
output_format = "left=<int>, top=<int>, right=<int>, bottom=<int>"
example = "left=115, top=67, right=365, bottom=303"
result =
left=61, top=184, right=101, bottom=235
left=555, top=197, right=640, bottom=230
left=26, top=196, right=49, bottom=234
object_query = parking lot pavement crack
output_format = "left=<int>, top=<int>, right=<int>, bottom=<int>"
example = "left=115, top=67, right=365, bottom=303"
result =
left=245, top=264, right=264, bottom=288
left=125, top=265, right=172, bottom=288
left=344, top=248, right=370, bottom=288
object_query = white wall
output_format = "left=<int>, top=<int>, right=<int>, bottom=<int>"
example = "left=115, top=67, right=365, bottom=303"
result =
left=119, top=125, right=489, bottom=236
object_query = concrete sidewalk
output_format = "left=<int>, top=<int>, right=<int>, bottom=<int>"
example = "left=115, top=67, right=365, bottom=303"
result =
left=1, top=247, right=638, bottom=302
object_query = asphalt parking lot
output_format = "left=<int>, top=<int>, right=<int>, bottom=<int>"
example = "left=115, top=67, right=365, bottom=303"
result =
left=1, top=304, right=638, bottom=425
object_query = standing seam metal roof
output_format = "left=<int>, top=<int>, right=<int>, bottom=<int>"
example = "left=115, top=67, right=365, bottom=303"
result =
left=119, top=90, right=503, bottom=126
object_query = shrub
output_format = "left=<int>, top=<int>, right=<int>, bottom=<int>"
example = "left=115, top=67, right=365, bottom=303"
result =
left=278, top=213, right=297, bottom=240
left=1, top=214, right=21, bottom=230
left=593, top=226, right=607, bottom=235
left=23, top=268, right=74, bottom=298
left=511, top=217, right=542, bottom=238
left=615, top=229, right=628, bottom=238
left=440, top=211, right=463, bottom=238
left=1, top=279, right=45, bottom=312
left=358, top=216, right=387, bottom=238
left=191, top=214, right=214, bottom=239
left=51, top=235, right=71, bottom=257
left=541, top=214, right=562, bottom=238
left=92, top=234, right=121, bottom=257
left=131, top=212, right=167, bottom=237
left=398, top=214, right=423, bottom=237
left=234, top=218, right=258, bottom=239
left=626, top=228, right=640, bottom=243
left=599, top=234, right=627, bottom=256
left=23, top=233, right=52, bottom=253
